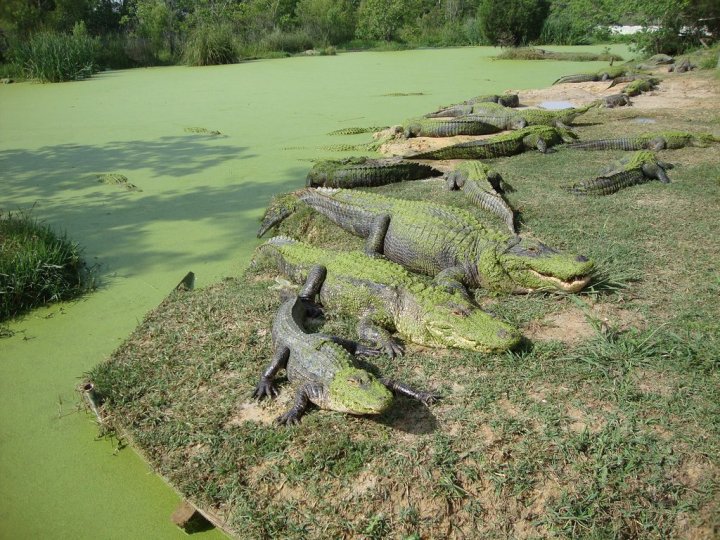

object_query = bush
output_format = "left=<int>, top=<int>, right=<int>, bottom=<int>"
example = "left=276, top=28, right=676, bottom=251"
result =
left=0, top=211, right=90, bottom=320
left=259, top=29, right=314, bottom=53
left=10, top=30, right=99, bottom=82
left=182, top=22, right=238, bottom=66
left=355, top=0, right=407, bottom=42
left=478, top=0, right=550, bottom=47
left=95, top=33, right=136, bottom=69
left=295, top=0, right=356, bottom=46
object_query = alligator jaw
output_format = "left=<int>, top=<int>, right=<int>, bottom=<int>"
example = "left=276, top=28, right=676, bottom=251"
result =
left=522, top=270, right=592, bottom=293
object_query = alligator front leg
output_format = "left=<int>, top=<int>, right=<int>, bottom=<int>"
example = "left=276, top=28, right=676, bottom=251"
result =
left=434, top=266, right=473, bottom=302
left=365, top=214, right=391, bottom=257
left=253, top=346, right=290, bottom=400
left=358, top=313, right=404, bottom=358
left=381, top=378, right=440, bottom=406
left=276, top=382, right=322, bottom=425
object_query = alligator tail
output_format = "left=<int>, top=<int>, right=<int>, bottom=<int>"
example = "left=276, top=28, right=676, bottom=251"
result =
left=462, top=178, right=516, bottom=234
left=567, top=138, right=640, bottom=151
left=257, top=191, right=304, bottom=238
left=252, top=235, right=299, bottom=271
left=568, top=170, right=648, bottom=196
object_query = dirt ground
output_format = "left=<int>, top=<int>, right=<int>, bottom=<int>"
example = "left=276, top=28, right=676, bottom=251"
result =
left=379, top=68, right=720, bottom=160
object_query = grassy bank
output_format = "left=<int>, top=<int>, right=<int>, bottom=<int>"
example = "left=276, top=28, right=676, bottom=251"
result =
left=0, top=211, right=90, bottom=322
left=89, top=72, right=719, bottom=538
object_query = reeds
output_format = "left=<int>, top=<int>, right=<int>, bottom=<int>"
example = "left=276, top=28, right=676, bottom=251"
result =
left=182, top=23, right=238, bottom=66
left=0, top=211, right=90, bottom=320
left=11, top=31, right=99, bottom=82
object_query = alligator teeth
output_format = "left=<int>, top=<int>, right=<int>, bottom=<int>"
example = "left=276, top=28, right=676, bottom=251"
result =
left=528, top=270, right=592, bottom=293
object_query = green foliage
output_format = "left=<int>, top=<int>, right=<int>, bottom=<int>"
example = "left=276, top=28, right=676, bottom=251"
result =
left=182, top=22, right=238, bottom=66
left=9, top=29, right=99, bottom=82
left=478, top=0, right=550, bottom=46
left=0, top=210, right=90, bottom=320
left=355, top=0, right=407, bottom=41
left=259, top=29, right=313, bottom=53
left=295, top=0, right=355, bottom=46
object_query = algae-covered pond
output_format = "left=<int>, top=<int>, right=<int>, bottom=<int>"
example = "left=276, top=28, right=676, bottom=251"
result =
left=0, top=45, right=630, bottom=537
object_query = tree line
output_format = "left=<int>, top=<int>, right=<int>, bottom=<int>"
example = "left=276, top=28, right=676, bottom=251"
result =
left=1, top=0, right=717, bottom=78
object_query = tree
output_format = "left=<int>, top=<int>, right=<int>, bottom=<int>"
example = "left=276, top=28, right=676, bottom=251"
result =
left=295, top=0, right=355, bottom=45
left=478, top=0, right=550, bottom=46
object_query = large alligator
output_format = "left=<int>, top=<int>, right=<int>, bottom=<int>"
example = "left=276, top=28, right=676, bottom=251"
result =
left=567, top=131, right=719, bottom=151
left=254, top=237, right=521, bottom=354
left=426, top=103, right=590, bottom=130
left=567, top=151, right=673, bottom=196
left=425, top=94, right=520, bottom=117
left=258, top=188, right=594, bottom=295
left=403, top=116, right=517, bottom=137
left=306, top=157, right=442, bottom=188
left=622, top=77, right=660, bottom=96
left=406, top=125, right=575, bottom=160
left=598, top=94, right=632, bottom=108
left=253, top=295, right=437, bottom=425
left=303, top=158, right=516, bottom=233
left=553, top=67, right=629, bottom=85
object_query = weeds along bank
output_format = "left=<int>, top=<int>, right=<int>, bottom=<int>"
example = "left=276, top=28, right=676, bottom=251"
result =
left=86, top=56, right=720, bottom=537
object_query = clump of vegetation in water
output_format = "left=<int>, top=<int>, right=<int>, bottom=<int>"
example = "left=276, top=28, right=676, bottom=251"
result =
left=9, top=23, right=99, bottom=82
left=0, top=210, right=91, bottom=320
left=182, top=22, right=238, bottom=66
left=497, top=47, right=623, bottom=62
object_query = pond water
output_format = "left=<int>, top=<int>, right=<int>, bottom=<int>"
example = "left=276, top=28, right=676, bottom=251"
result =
left=0, top=44, right=629, bottom=538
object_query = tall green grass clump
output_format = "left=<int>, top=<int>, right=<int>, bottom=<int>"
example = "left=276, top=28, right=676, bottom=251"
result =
left=0, top=211, right=90, bottom=321
left=10, top=28, right=99, bottom=82
left=182, top=22, right=238, bottom=66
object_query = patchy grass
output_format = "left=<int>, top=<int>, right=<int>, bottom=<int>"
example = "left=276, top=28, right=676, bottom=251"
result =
left=1, top=210, right=92, bottom=322
left=88, top=81, right=720, bottom=538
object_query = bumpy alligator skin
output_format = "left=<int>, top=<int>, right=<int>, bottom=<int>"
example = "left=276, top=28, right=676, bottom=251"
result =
left=623, top=77, right=660, bottom=96
left=404, top=117, right=505, bottom=137
left=568, top=151, right=673, bottom=196
left=255, top=237, right=521, bottom=354
left=599, top=94, right=632, bottom=108
left=553, top=67, right=628, bottom=85
left=258, top=188, right=594, bottom=295
left=406, top=126, right=575, bottom=160
left=426, top=94, right=519, bottom=117
left=427, top=103, right=589, bottom=130
left=567, top=131, right=719, bottom=151
left=306, top=157, right=442, bottom=188
left=445, top=161, right=517, bottom=234
left=253, top=296, right=437, bottom=425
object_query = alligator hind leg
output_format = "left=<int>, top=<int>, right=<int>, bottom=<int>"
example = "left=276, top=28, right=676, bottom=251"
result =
left=434, top=266, right=473, bottom=303
left=381, top=378, right=440, bottom=406
left=276, top=383, right=322, bottom=425
left=358, top=313, right=404, bottom=358
left=298, top=264, right=327, bottom=316
left=327, top=335, right=382, bottom=358
left=365, top=214, right=391, bottom=257
left=253, top=346, right=290, bottom=400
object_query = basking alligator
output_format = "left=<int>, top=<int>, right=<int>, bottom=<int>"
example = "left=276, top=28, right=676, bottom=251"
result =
left=303, top=158, right=516, bottom=233
left=255, top=237, right=521, bottom=354
left=306, top=157, right=442, bottom=188
left=567, top=151, right=673, bottom=196
left=567, top=131, right=719, bottom=151
left=553, top=67, right=629, bottom=85
left=425, top=94, right=520, bottom=117
left=623, top=77, right=660, bottom=96
left=406, top=126, right=575, bottom=160
left=258, top=188, right=594, bottom=295
left=253, top=296, right=437, bottom=425
left=403, top=116, right=517, bottom=137
left=425, top=103, right=590, bottom=130
left=598, top=94, right=632, bottom=108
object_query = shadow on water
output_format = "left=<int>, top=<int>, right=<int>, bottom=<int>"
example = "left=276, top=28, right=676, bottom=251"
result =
left=0, top=135, right=309, bottom=275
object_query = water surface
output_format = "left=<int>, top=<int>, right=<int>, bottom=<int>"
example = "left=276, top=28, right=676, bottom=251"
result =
left=0, top=44, right=629, bottom=538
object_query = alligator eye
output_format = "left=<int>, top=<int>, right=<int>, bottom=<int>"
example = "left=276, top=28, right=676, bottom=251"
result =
left=347, top=377, right=360, bottom=386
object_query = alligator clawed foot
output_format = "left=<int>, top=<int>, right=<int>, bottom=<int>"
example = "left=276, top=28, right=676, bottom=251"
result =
left=419, top=392, right=442, bottom=406
left=355, top=344, right=383, bottom=357
left=253, top=379, right=279, bottom=401
left=384, top=340, right=405, bottom=358
left=275, top=412, right=302, bottom=426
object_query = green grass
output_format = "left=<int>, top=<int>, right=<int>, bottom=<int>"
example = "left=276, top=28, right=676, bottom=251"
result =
left=88, top=73, right=720, bottom=538
left=9, top=31, right=99, bottom=82
left=1, top=210, right=91, bottom=322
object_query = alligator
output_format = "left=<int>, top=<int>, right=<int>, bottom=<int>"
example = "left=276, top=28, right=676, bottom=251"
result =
left=306, top=157, right=442, bottom=188
left=623, top=77, right=660, bottom=96
left=253, top=295, right=437, bottom=425
left=607, top=74, right=658, bottom=89
left=567, top=151, right=673, bottom=196
left=405, top=125, right=576, bottom=160
left=403, top=116, right=512, bottom=138
left=303, top=157, right=515, bottom=230
left=669, top=58, right=695, bottom=73
left=425, top=94, right=520, bottom=117
left=254, top=237, right=522, bottom=354
left=257, top=188, right=595, bottom=295
left=567, top=131, right=719, bottom=151
left=598, top=93, right=632, bottom=108
left=445, top=161, right=517, bottom=234
left=426, top=104, right=590, bottom=130
left=553, top=67, right=629, bottom=85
